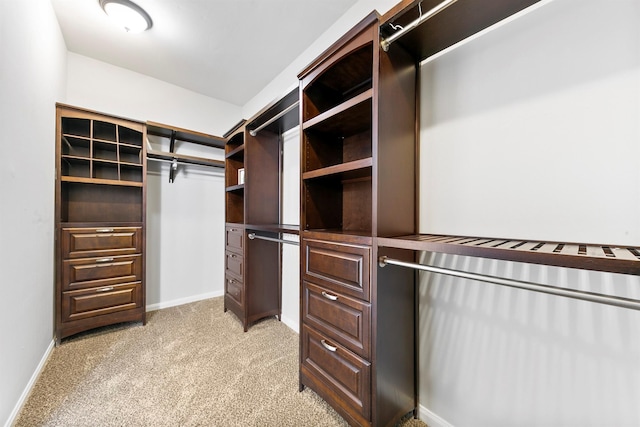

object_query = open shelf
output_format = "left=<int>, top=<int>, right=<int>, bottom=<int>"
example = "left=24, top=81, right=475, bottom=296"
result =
left=302, top=158, right=372, bottom=181
left=303, top=43, right=373, bottom=121
left=225, top=184, right=245, bottom=192
left=225, top=144, right=245, bottom=159
left=302, top=89, right=372, bottom=134
left=378, top=234, right=640, bottom=275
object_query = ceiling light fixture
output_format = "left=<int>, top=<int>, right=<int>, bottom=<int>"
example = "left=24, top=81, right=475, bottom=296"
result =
left=99, top=0, right=152, bottom=33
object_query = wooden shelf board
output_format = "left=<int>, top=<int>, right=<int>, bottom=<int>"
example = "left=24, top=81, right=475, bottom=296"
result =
left=303, top=158, right=373, bottom=180
left=377, top=234, right=640, bottom=276
left=226, top=184, right=245, bottom=192
left=61, top=176, right=143, bottom=187
left=225, top=144, right=245, bottom=159
left=246, top=224, right=300, bottom=235
left=302, top=89, right=373, bottom=133
left=146, top=121, right=226, bottom=149
left=147, top=149, right=224, bottom=168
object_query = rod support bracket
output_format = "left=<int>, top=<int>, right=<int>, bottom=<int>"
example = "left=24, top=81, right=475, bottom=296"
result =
left=378, top=256, right=389, bottom=268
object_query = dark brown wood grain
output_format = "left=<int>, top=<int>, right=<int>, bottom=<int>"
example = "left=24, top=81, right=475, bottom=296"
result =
left=55, top=105, right=147, bottom=343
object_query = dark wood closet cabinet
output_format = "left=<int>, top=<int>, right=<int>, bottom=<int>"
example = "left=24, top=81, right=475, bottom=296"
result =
left=55, top=104, right=146, bottom=343
left=298, top=12, right=418, bottom=426
left=224, top=91, right=300, bottom=331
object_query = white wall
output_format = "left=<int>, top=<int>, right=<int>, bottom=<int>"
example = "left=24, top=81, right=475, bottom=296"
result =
left=418, top=0, right=640, bottom=425
left=66, top=53, right=241, bottom=136
left=242, top=0, right=400, bottom=119
left=280, top=127, right=301, bottom=332
left=0, top=0, right=67, bottom=425
left=66, top=54, right=241, bottom=309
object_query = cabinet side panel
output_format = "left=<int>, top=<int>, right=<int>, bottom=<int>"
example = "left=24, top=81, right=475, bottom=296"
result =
left=377, top=44, right=417, bottom=237
left=374, top=247, right=416, bottom=425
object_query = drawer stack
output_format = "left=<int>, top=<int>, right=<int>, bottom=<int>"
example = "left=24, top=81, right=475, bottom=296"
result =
left=57, top=226, right=145, bottom=342
left=224, top=225, right=245, bottom=322
left=300, top=236, right=373, bottom=425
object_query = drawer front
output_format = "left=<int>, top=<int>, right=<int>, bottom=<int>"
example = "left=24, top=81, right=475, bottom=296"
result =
left=225, top=251, right=244, bottom=281
left=301, top=325, right=371, bottom=420
left=303, top=281, right=371, bottom=358
left=62, top=255, right=142, bottom=290
left=303, top=239, right=370, bottom=301
left=61, top=282, right=142, bottom=322
left=225, top=275, right=244, bottom=306
left=61, top=227, right=142, bottom=259
left=225, top=226, right=244, bottom=254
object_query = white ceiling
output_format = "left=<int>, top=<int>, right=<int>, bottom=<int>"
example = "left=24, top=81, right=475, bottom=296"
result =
left=51, top=0, right=358, bottom=106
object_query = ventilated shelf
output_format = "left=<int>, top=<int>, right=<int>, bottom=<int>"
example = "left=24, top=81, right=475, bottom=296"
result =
left=377, top=234, right=640, bottom=275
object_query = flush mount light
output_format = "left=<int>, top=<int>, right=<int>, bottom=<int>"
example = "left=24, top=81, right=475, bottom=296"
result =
left=99, top=0, right=152, bottom=33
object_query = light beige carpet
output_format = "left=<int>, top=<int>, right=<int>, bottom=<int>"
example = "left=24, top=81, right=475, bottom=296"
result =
left=15, top=297, right=427, bottom=426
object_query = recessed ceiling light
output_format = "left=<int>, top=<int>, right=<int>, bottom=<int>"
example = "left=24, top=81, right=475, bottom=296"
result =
left=99, top=0, right=152, bottom=33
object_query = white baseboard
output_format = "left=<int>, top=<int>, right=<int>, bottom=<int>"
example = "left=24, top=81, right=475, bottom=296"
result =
left=146, top=290, right=224, bottom=312
left=280, top=313, right=299, bottom=334
left=418, top=404, right=454, bottom=427
left=5, top=339, right=55, bottom=427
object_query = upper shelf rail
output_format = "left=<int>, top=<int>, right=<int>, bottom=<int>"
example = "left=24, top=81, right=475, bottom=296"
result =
left=377, top=234, right=640, bottom=276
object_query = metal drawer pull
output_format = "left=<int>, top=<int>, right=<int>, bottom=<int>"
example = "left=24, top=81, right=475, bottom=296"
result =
left=321, top=340, right=337, bottom=352
left=321, top=291, right=338, bottom=301
left=230, top=254, right=237, bottom=258
left=228, top=279, right=235, bottom=284
left=95, top=257, right=114, bottom=263
left=96, top=228, right=114, bottom=233
left=96, top=286, right=114, bottom=292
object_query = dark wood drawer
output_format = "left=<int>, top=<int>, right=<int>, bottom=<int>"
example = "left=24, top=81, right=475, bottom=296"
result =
left=303, top=281, right=371, bottom=358
left=225, top=226, right=244, bottom=254
left=61, top=281, right=142, bottom=322
left=301, top=325, right=371, bottom=420
left=225, top=250, right=244, bottom=281
left=62, top=254, right=142, bottom=290
left=225, top=275, right=244, bottom=306
left=303, top=238, right=371, bottom=301
left=61, top=226, right=142, bottom=259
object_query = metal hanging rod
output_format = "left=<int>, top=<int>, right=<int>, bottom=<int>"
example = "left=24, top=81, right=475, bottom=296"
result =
left=248, top=233, right=300, bottom=246
left=249, top=101, right=300, bottom=136
left=381, top=0, right=458, bottom=52
left=378, top=256, right=640, bottom=311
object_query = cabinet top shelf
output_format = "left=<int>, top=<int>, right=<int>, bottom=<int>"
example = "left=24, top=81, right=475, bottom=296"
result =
left=147, top=121, right=226, bottom=149
left=378, top=234, right=640, bottom=276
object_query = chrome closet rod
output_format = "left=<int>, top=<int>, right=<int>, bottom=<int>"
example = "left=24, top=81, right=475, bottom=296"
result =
left=381, top=0, right=458, bottom=51
left=146, top=157, right=224, bottom=168
left=247, top=233, right=300, bottom=246
left=248, top=101, right=300, bottom=136
left=378, top=256, right=640, bottom=311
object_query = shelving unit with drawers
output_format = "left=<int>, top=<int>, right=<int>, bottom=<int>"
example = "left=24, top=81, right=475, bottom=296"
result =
left=55, top=104, right=147, bottom=343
